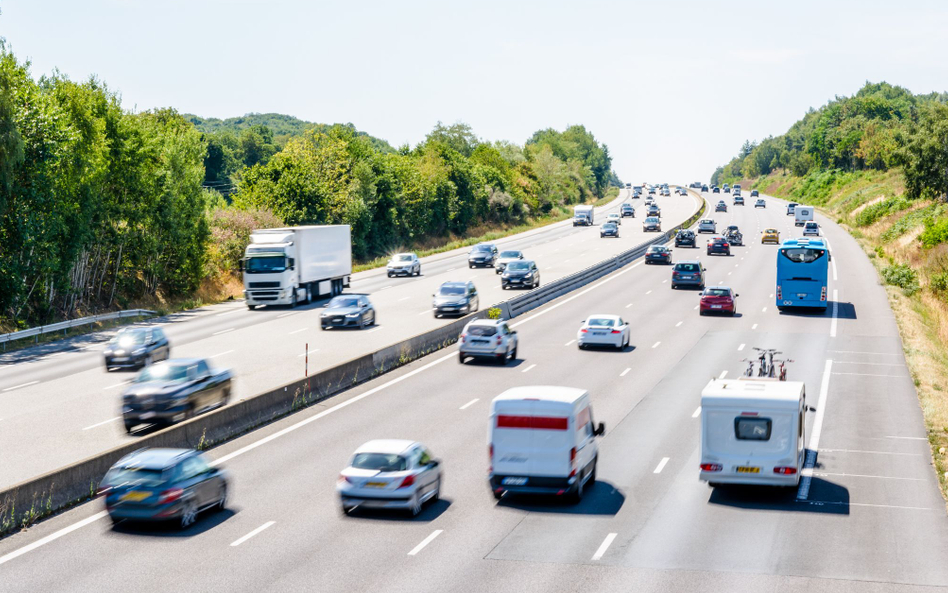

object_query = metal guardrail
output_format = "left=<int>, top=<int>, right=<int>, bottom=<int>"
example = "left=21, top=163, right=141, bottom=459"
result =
left=0, top=309, right=157, bottom=348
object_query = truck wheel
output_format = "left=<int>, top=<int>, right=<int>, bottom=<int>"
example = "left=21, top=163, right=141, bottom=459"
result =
left=247, top=304, right=256, bottom=311
left=291, top=290, right=298, bottom=308
left=306, top=285, right=313, bottom=303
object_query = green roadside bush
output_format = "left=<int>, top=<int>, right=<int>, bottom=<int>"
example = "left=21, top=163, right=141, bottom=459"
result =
left=881, top=263, right=920, bottom=295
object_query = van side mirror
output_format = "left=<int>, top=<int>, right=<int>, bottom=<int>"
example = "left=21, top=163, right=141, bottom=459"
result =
left=594, top=422, right=606, bottom=436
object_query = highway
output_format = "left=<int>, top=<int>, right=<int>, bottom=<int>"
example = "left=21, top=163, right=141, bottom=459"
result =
left=2, top=189, right=946, bottom=592
left=0, top=189, right=700, bottom=488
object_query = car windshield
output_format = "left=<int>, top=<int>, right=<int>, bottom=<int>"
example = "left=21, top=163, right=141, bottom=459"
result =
left=603, top=223, right=617, bottom=229
left=765, top=229, right=778, bottom=234
left=103, top=466, right=170, bottom=488
left=648, top=246, right=666, bottom=253
left=588, top=318, right=616, bottom=327
left=679, top=230, right=693, bottom=237
left=780, top=248, right=826, bottom=263
left=394, top=254, right=413, bottom=262
left=646, top=217, right=659, bottom=223
left=806, top=222, right=818, bottom=228
left=702, top=220, right=713, bottom=224
left=351, top=453, right=408, bottom=472
left=135, top=364, right=189, bottom=383
left=703, top=289, right=731, bottom=297
left=507, top=261, right=530, bottom=271
left=675, top=263, right=699, bottom=272
left=438, top=285, right=466, bottom=296
left=329, top=296, right=360, bottom=308
left=244, top=256, right=287, bottom=274
left=467, top=324, right=498, bottom=337
left=111, top=329, right=146, bottom=347
left=500, top=251, right=520, bottom=258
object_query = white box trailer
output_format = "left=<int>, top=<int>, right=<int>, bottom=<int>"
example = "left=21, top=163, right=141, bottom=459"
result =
left=573, top=204, right=594, bottom=226
left=242, top=225, right=352, bottom=310
left=794, top=206, right=814, bottom=227
left=699, top=379, right=806, bottom=487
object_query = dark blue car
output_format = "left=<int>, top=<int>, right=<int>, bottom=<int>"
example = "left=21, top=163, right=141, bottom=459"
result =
left=99, top=448, right=228, bottom=529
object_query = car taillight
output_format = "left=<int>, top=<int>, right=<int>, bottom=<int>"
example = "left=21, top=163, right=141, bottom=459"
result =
left=774, top=467, right=797, bottom=475
left=96, top=485, right=112, bottom=498
left=398, top=475, right=415, bottom=488
left=580, top=329, right=588, bottom=333
left=611, top=329, right=621, bottom=334
left=157, top=488, right=183, bottom=504
left=700, top=463, right=722, bottom=472
left=338, top=474, right=352, bottom=485
left=821, top=286, right=827, bottom=301
left=460, top=333, right=467, bottom=342
left=495, top=336, right=503, bottom=344
left=776, top=286, right=782, bottom=300
left=568, top=447, right=577, bottom=478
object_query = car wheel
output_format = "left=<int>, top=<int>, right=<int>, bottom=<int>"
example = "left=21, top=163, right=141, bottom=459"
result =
left=469, top=264, right=474, bottom=269
left=247, top=304, right=257, bottom=311
left=216, top=484, right=228, bottom=512
left=179, top=500, right=197, bottom=529
left=671, top=284, right=676, bottom=289
left=458, top=353, right=466, bottom=364
left=589, top=457, right=598, bottom=486
left=432, top=478, right=441, bottom=503
left=502, top=284, right=508, bottom=290
left=571, top=472, right=585, bottom=503
left=144, top=354, right=153, bottom=367
left=409, top=493, right=422, bottom=517
left=493, top=490, right=504, bottom=500
left=387, top=272, right=393, bottom=278
left=415, top=266, right=421, bottom=277
left=124, top=422, right=134, bottom=434
left=371, top=312, right=377, bottom=326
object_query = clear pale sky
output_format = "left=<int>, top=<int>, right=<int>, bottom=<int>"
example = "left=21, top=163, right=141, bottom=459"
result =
left=3, top=0, right=947, bottom=184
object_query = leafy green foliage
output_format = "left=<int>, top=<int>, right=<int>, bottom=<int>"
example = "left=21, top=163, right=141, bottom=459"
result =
left=898, top=101, right=948, bottom=201
left=881, top=263, right=920, bottom=295
left=920, top=216, right=948, bottom=248
left=853, top=195, right=913, bottom=227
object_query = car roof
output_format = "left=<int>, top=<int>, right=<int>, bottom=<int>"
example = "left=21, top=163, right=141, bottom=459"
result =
left=705, top=285, right=732, bottom=291
left=354, top=439, right=417, bottom=455
left=676, top=259, right=700, bottom=264
left=440, top=281, right=467, bottom=288
left=116, top=448, right=194, bottom=470
left=493, top=385, right=587, bottom=404
left=467, top=318, right=505, bottom=328
left=586, top=314, right=621, bottom=321
left=157, top=358, right=204, bottom=366
left=764, top=228, right=778, bottom=232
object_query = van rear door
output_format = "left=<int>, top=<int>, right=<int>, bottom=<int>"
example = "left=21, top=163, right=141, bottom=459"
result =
left=493, top=402, right=571, bottom=478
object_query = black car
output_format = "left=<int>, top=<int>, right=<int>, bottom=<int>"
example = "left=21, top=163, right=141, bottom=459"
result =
left=433, top=281, right=479, bottom=318
left=645, top=245, right=672, bottom=264
left=675, top=229, right=696, bottom=247
left=712, top=187, right=720, bottom=193
left=99, top=448, right=228, bottom=529
left=121, top=359, right=232, bottom=432
left=750, top=189, right=759, bottom=197
left=320, top=294, right=376, bottom=329
left=502, top=260, right=540, bottom=289
left=706, top=237, right=731, bottom=256
left=104, top=327, right=171, bottom=371
left=701, top=185, right=709, bottom=192
left=467, top=243, right=498, bottom=268
left=671, top=261, right=705, bottom=289
left=600, top=222, right=620, bottom=238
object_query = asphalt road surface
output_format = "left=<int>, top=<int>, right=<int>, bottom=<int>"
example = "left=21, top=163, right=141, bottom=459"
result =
left=2, top=189, right=946, bottom=592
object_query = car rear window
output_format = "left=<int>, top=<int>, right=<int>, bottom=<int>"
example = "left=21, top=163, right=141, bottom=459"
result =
left=507, top=261, right=530, bottom=271
left=467, top=325, right=497, bottom=337
left=351, top=453, right=408, bottom=472
left=500, top=251, right=520, bottom=258
left=675, top=263, right=699, bottom=272
left=104, top=466, right=169, bottom=487
left=588, top=318, right=616, bottom=327
left=735, top=417, right=772, bottom=441
left=703, top=288, right=730, bottom=297
left=806, top=222, right=818, bottom=228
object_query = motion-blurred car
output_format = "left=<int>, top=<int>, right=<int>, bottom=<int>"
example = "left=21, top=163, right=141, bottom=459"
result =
left=645, top=245, right=672, bottom=264
left=121, top=359, right=232, bottom=433
left=458, top=319, right=518, bottom=364
left=723, top=184, right=730, bottom=193
left=433, top=281, right=479, bottom=318
left=620, top=203, right=635, bottom=217
left=707, top=237, right=731, bottom=256
left=697, top=219, right=717, bottom=234
left=494, top=250, right=524, bottom=274
left=699, top=286, right=739, bottom=316
left=600, top=221, right=620, bottom=238
left=337, top=440, right=441, bottom=517
left=724, top=225, right=743, bottom=246
left=761, top=228, right=781, bottom=244
left=712, top=187, right=720, bottom=193
left=715, top=201, right=728, bottom=212
left=468, top=243, right=498, bottom=268
left=701, top=185, right=709, bottom=192
left=803, top=221, right=821, bottom=236
left=577, top=314, right=630, bottom=350
left=675, top=229, right=697, bottom=247
left=321, top=294, right=376, bottom=329
left=643, top=216, right=662, bottom=232
left=661, top=188, right=670, bottom=196
left=755, top=199, right=766, bottom=208
left=99, top=448, right=228, bottom=528
left=750, top=189, right=759, bottom=197
left=104, top=327, right=170, bottom=371
left=501, top=260, right=540, bottom=289
left=606, top=212, right=622, bottom=226
left=386, top=253, right=420, bottom=277
left=671, top=261, right=706, bottom=289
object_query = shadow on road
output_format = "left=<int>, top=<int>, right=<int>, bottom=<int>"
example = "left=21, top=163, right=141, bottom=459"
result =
left=344, top=498, right=452, bottom=522
left=777, top=301, right=856, bottom=320
left=497, top=480, right=625, bottom=516
left=108, top=507, right=238, bottom=537
left=707, top=477, right=849, bottom=515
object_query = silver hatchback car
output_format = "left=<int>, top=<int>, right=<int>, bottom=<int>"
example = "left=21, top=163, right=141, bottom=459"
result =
left=458, top=319, right=518, bottom=364
left=338, top=440, right=442, bottom=516
left=697, top=219, right=717, bottom=234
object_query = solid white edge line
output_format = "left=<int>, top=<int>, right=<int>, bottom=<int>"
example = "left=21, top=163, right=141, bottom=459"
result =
left=797, top=359, right=833, bottom=500
left=459, top=398, right=479, bottom=410
left=564, top=339, right=576, bottom=347
left=591, top=532, right=618, bottom=561
left=288, top=328, right=308, bottom=335
left=230, top=521, right=275, bottom=547
left=408, top=529, right=443, bottom=556
left=692, top=406, right=701, bottom=418
left=751, top=324, right=758, bottom=330
left=2, top=380, right=39, bottom=392
left=830, top=289, right=838, bottom=338
left=209, top=350, right=235, bottom=359
left=81, top=417, right=119, bottom=431
left=0, top=511, right=108, bottom=566
left=675, top=321, right=682, bottom=327
left=651, top=341, right=660, bottom=349
left=653, top=457, right=670, bottom=474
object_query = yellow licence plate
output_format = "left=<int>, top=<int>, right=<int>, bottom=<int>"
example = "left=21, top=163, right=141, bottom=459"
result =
left=121, top=491, right=150, bottom=502
left=736, top=467, right=760, bottom=474
left=365, top=482, right=387, bottom=488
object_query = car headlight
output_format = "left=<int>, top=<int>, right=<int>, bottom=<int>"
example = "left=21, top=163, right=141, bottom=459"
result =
left=346, top=312, right=361, bottom=317
left=524, top=273, right=533, bottom=279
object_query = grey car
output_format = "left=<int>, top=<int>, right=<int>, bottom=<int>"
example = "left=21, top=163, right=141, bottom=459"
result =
left=502, top=260, right=540, bottom=289
left=495, top=250, right=524, bottom=274
left=647, top=204, right=661, bottom=217
left=600, top=222, right=619, bottom=238
left=643, top=216, right=662, bottom=232
left=468, top=243, right=498, bottom=268
left=433, top=281, right=479, bottom=318
left=620, top=203, right=635, bottom=217
left=671, top=261, right=706, bottom=289
left=697, top=219, right=717, bottom=234
left=320, top=295, right=377, bottom=329
left=104, top=327, right=171, bottom=371
left=458, top=319, right=518, bottom=364
left=121, top=359, right=232, bottom=432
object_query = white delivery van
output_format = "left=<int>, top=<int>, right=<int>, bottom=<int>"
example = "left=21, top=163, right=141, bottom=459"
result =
left=489, top=386, right=605, bottom=501
left=699, top=379, right=806, bottom=487
left=573, top=204, right=594, bottom=226
left=794, top=206, right=814, bottom=227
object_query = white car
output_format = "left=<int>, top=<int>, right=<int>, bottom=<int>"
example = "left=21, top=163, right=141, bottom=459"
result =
left=495, top=250, right=524, bottom=274
left=577, top=314, right=630, bottom=350
left=338, top=440, right=442, bottom=516
left=606, top=212, right=622, bottom=226
left=803, top=221, right=821, bottom=236
left=459, top=319, right=518, bottom=364
left=387, top=253, right=420, bottom=277
left=697, top=219, right=717, bottom=233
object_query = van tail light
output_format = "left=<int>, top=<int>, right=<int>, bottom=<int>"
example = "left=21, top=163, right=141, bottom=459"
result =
left=157, top=488, right=183, bottom=504
left=569, top=447, right=577, bottom=478
left=821, top=286, right=827, bottom=302
left=774, top=467, right=797, bottom=475
left=776, top=286, right=782, bottom=300
left=398, top=475, right=415, bottom=488
left=489, top=444, right=493, bottom=473
left=96, top=485, right=112, bottom=498
left=700, top=463, right=722, bottom=472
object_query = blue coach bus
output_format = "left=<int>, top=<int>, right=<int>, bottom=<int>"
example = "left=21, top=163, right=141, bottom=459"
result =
left=775, top=238, right=830, bottom=311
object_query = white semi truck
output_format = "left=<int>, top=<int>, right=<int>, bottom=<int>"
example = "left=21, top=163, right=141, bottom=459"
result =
left=242, top=225, right=352, bottom=310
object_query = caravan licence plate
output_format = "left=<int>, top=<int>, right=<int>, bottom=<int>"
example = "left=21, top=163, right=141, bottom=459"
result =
left=736, top=466, right=760, bottom=474
left=502, top=477, right=527, bottom=486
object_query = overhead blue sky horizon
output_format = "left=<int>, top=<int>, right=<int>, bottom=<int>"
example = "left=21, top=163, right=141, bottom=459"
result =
left=3, top=0, right=947, bottom=183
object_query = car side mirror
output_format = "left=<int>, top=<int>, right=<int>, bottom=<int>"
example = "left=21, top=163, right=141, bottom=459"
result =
left=429, top=459, right=440, bottom=468
left=594, top=422, right=606, bottom=436
left=735, top=294, right=740, bottom=297
left=510, top=330, right=517, bottom=335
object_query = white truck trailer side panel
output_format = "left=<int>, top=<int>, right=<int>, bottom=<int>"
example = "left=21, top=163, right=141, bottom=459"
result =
left=292, top=225, right=352, bottom=285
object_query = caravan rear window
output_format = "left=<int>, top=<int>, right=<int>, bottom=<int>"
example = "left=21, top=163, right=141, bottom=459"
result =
left=734, top=417, right=772, bottom=441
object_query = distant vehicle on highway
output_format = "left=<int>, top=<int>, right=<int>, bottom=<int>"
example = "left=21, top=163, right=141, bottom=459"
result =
left=750, top=189, right=759, bottom=197
left=600, top=221, right=620, bottom=238
left=701, top=185, right=709, bottom=192
left=606, top=212, right=622, bottom=226
left=121, top=359, right=232, bottom=433
left=699, top=286, right=739, bottom=316
left=803, top=221, right=821, bottom=236
left=386, top=253, right=420, bottom=277
left=697, top=219, right=717, bottom=234
left=620, top=203, right=635, bottom=217
left=574, top=204, right=594, bottom=226
left=337, top=439, right=441, bottom=517
left=733, top=195, right=744, bottom=206
left=761, top=228, right=780, bottom=244
left=648, top=187, right=656, bottom=195
left=675, top=229, right=697, bottom=247
left=642, top=216, right=662, bottom=232
left=495, top=250, right=524, bottom=274
left=699, top=379, right=806, bottom=487
left=104, top=327, right=170, bottom=371
left=671, top=261, right=705, bottom=289
left=647, top=204, right=661, bottom=217
left=755, top=199, right=767, bottom=208
left=795, top=206, right=815, bottom=227
left=712, top=186, right=720, bottom=193
left=661, top=188, right=670, bottom=197
left=724, top=225, right=743, bottom=246
left=645, top=245, right=672, bottom=264
left=433, top=281, right=479, bottom=318
left=468, top=243, right=498, bottom=268
left=243, top=225, right=352, bottom=309
left=321, top=294, right=377, bottom=329
left=706, top=236, right=731, bottom=256
left=489, top=386, right=604, bottom=502
left=787, top=202, right=798, bottom=215
left=577, top=314, right=630, bottom=350
left=715, top=201, right=728, bottom=212
left=502, top=260, right=540, bottom=289
left=99, top=448, right=228, bottom=528
left=723, top=184, right=730, bottom=193
left=458, top=319, right=518, bottom=364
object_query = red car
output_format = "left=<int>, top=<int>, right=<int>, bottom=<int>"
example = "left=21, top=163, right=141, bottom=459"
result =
left=699, top=287, right=739, bottom=316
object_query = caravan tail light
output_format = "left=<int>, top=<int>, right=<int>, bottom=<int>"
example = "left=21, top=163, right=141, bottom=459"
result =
left=700, top=463, right=722, bottom=472
left=773, top=467, right=797, bottom=475
left=568, top=447, right=577, bottom=478
left=820, top=286, right=827, bottom=301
